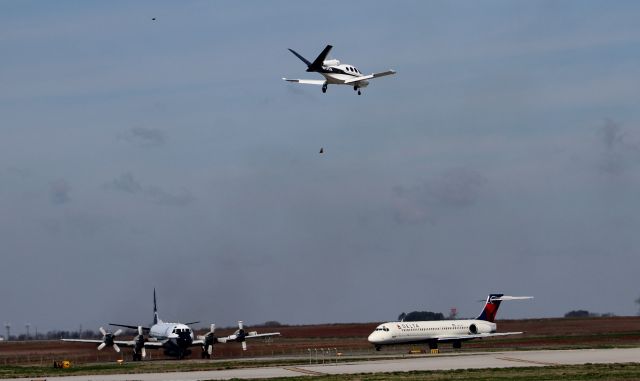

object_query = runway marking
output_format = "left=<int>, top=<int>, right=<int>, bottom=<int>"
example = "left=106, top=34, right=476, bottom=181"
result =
left=283, top=366, right=327, bottom=376
left=496, top=356, right=560, bottom=366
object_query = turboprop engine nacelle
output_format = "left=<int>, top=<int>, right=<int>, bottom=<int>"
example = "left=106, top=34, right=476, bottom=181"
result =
left=323, top=59, right=340, bottom=66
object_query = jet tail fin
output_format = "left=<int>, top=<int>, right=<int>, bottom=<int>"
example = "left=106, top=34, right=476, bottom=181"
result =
left=288, top=45, right=333, bottom=72
left=476, top=294, right=533, bottom=322
left=309, top=44, right=333, bottom=71
left=288, top=48, right=312, bottom=67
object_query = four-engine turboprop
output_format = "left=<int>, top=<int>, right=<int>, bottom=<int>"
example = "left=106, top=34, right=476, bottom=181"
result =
left=368, top=294, right=533, bottom=351
left=283, top=44, right=396, bottom=95
left=62, top=289, right=280, bottom=360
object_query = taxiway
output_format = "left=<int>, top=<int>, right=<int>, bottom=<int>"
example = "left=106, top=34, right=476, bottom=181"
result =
left=4, top=347, right=640, bottom=381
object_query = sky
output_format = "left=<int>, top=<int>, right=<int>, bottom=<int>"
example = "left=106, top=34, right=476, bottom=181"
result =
left=1, top=1, right=640, bottom=334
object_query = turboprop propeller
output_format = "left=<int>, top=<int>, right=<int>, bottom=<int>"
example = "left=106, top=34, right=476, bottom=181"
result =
left=98, top=327, right=122, bottom=353
left=225, top=321, right=248, bottom=351
left=132, top=326, right=146, bottom=360
left=199, top=324, right=219, bottom=359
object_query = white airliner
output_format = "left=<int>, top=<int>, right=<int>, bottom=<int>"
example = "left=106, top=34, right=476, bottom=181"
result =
left=368, top=294, right=533, bottom=351
left=283, top=44, right=396, bottom=95
left=62, top=290, right=280, bottom=360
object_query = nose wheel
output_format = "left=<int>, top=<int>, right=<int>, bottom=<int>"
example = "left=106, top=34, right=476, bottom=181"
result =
left=322, top=83, right=327, bottom=93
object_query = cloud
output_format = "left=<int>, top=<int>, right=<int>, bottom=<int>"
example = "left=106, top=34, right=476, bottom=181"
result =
left=107, top=172, right=143, bottom=194
left=49, top=179, right=71, bottom=205
left=105, top=172, right=194, bottom=207
left=145, top=186, right=195, bottom=206
left=598, top=119, right=640, bottom=175
left=119, top=127, right=166, bottom=146
left=393, top=168, right=487, bottom=224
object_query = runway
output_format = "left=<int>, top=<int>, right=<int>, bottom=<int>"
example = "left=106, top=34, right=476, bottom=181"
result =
left=5, top=347, right=640, bottom=381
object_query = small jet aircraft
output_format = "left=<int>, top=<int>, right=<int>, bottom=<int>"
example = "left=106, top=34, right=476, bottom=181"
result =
left=62, top=289, right=280, bottom=360
left=283, top=44, right=396, bottom=95
left=368, top=293, right=533, bottom=351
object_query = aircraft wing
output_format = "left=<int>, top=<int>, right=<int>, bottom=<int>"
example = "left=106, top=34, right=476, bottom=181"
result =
left=282, top=78, right=326, bottom=85
left=343, top=70, right=396, bottom=84
left=436, top=332, right=524, bottom=341
left=245, top=332, right=280, bottom=339
left=109, top=323, right=150, bottom=331
left=142, top=341, right=164, bottom=348
left=62, top=338, right=164, bottom=349
left=61, top=338, right=136, bottom=348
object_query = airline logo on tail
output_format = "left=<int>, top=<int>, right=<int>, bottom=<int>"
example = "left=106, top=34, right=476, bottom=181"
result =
left=477, top=294, right=534, bottom=323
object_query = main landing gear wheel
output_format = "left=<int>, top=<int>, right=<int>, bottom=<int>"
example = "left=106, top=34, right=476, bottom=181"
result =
left=353, top=85, right=361, bottom=95
left=358, top=90, right=361, bottom=95
left=322, top=83, right=327, bottom=93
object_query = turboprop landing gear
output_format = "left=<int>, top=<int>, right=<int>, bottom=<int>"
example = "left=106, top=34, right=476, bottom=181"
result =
left=322, top=83, right=327, bottom=93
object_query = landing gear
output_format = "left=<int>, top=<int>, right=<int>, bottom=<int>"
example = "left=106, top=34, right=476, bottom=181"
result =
left=453, top=341, right=462, bottom=349
left=353, top=85, right=361, bottom=95
left=201, top=350, right=211, bottom=359
left=428, top=341, right=438, bottom=350
left=322, top=83, right=327, bottom=93
left=375, top=345, right=382, bottom=351
left=132, top=352, right=143, bottom=361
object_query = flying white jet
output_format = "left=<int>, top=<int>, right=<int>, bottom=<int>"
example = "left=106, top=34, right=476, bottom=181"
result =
left=62, top=289, right=280, bottom=360
left=368, top=293, right=533, bottom=351
left=283, top=44, right=396, bottom=95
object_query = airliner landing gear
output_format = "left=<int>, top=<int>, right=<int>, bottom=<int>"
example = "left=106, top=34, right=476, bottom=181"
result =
left=453, top=340, right=462, bottom=349
left=322, top=83, right=327, bottom=93
left=375, top=345, right=382, bottom=351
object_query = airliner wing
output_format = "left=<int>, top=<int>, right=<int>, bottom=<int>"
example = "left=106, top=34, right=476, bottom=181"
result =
left=343, top=70, right=396, bottom=84
left=437, top=331, right=524, bottom=341
left=282, top=78, right=326, bottom=85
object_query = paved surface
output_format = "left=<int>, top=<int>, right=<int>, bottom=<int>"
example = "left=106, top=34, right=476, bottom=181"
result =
left=5, top=347, right=640, bottom=380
